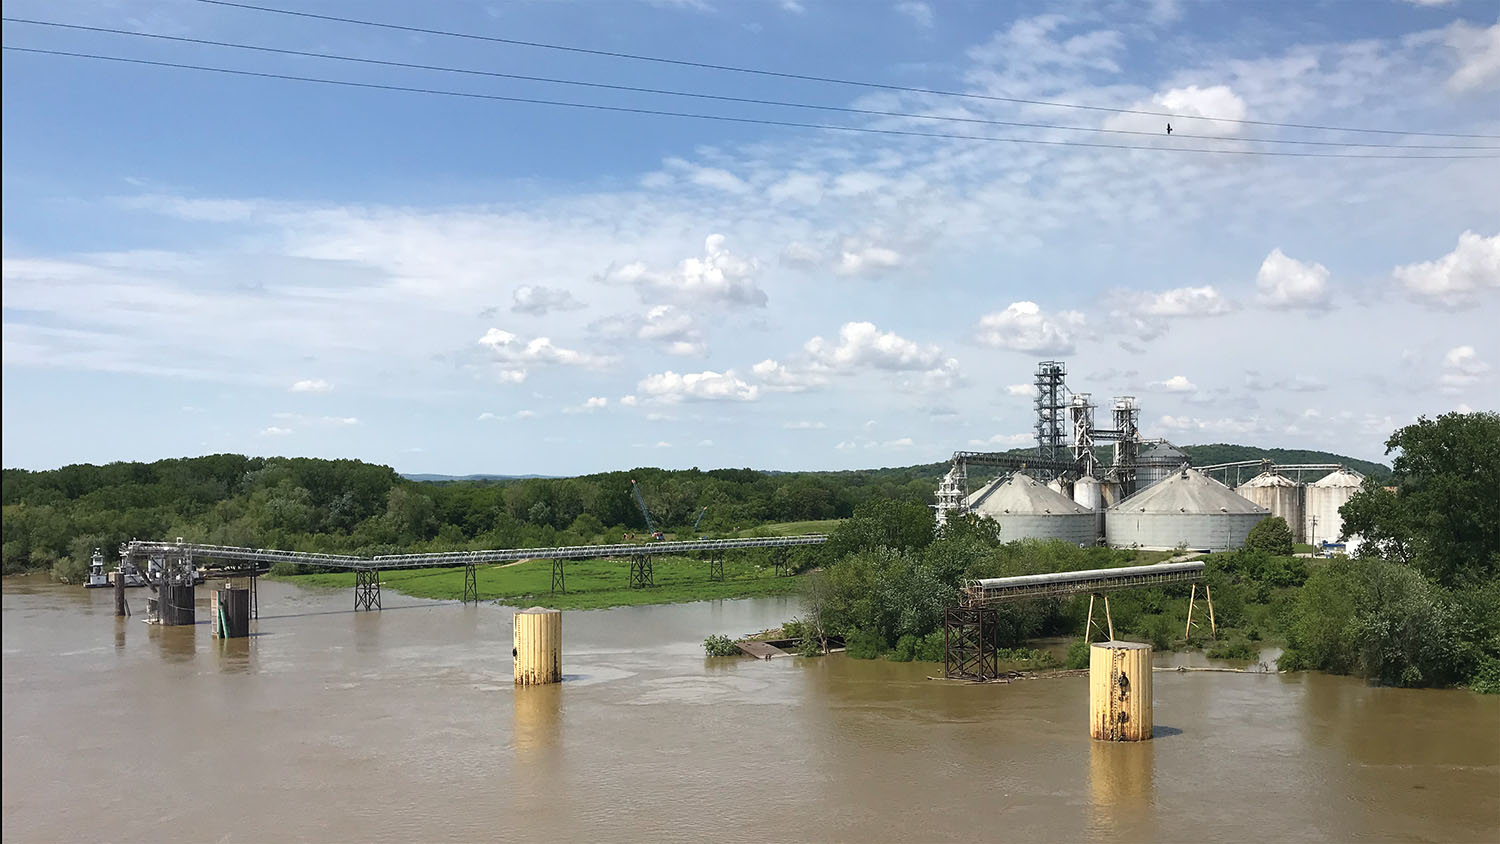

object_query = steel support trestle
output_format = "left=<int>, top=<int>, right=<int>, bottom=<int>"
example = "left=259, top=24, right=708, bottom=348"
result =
left=944, top=605, right=1000, bottom=681
left=708, top=552, right=724, bottom=583
left=551, top=559, right=567, bottom=593
left=462, top=562, right=479, bottom=604
left=628, top=554, right=654, bottom=588
left=354, top=568, right=382, bottom=611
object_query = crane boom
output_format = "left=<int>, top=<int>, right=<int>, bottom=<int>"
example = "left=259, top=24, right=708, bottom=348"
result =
left=630, top=480, right=658, bottom=535
left=692, top=507, right=708, bottom=531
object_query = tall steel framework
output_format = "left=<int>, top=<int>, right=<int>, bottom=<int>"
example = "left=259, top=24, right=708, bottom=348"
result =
left=1034, top=360, right=1069, bottom=464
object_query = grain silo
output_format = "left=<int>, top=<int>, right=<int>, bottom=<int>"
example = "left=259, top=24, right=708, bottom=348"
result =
left=1106, top=467, right=1270, bottom=551
left=1134, top=441, right=1188, bottom=491
left=1074, top=476, right=1104, bottom=540
left=968, top=472, right=1097, bottom=546
left=1305, top=468, right=1365, bottom=552
left=1235, top=471, right=1306, bottom=543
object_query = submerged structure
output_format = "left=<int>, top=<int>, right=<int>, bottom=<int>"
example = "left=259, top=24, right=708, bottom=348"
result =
left=1105, top=467, right=1269, bottom=551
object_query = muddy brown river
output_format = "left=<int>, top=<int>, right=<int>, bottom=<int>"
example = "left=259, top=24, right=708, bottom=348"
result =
left=3, top=575, right=1497, bottom=842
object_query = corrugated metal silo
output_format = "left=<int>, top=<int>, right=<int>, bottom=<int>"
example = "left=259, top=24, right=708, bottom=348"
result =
left=1305, top=468, right=1365, bottom=552
left=1135, top=441, right=1188, bottom=491
left=968, top=472, right=1097, bottom=546
left=1106, top=467, right=1270, bottom=551
left=1235, top=472, right=1306, bottom=543
left=1074, top=476, right=1104, bottom=542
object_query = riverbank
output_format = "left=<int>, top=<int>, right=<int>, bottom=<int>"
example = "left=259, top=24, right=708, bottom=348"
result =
left=273, top=554, right=805, bottom=610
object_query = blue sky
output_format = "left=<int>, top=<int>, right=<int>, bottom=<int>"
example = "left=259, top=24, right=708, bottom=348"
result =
left=3, top=0, right=1497, bottom=475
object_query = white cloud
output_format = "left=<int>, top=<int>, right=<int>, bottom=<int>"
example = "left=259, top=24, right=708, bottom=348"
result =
left=593, top=304, right=706, bottom=356
left=967, top=15, right=1124, bottom=74
left=968, top=432, right=1033, bottom=448
left=894, top=2, right=934, bottom=28
left=880, top=437, right=915, bottom=448
left=1255, top=249, right=1331, bottom=309
left=637, top=369, right=760, bottom=402
left=805, top=321, right=945, bottom=370
left=655, top=441, right=673, bottom=448
left=974, top=302, right=1084, bottom=355
left=602, top=234, right=766, bottom=306
left=1439, top=344, right=1491, bottom=393
left=512, top=285, right=584, bottom=315
left=259, top=426, right=292, bottom=436
left=477, top=328, right=610, bottom=383
left=1158, top=414, right=1263, bottom=435
left=619, top=395, right=638, bottom=407
left=779, top=1, right=806, bottom=13
left=1137, top=285, right=1233, bottom=317
left=1444, top=20, right=1500, bottom=92
left=1402, top=0, right=1455, bottom=6
left=751, top=358, right=828, bottom=392
left=1394, top=231, right=1500, bottom=308
left=1151, top=375, right=1198, bottom=392
left=1005, top=383, right=1034, bottom=397
left=290, top=379, right=331, bottom=393
left=835, top=243, right=903, bottom=276
left=1105, top=85, right=1249, bottom=135
left=784, top=420, right=828, bottom=429
left=477, top=412, right=499, bottom=421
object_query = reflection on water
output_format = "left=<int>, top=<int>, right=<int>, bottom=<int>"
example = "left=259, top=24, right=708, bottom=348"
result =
left=2, top=574, right=1497, bottom=844
left=1089, top=739, right=1156, bottom=840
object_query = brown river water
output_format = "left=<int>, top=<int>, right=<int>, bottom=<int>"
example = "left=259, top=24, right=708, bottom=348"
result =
left=3, top=574, right=1497, bottom=843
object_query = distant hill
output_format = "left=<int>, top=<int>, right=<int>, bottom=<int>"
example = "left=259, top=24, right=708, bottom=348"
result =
left=403, top=473, right=556, bottom=482
left=1177, top=444, right=1390, bottom=480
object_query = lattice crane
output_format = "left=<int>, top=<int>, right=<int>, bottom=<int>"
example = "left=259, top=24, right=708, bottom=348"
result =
left=630, top=479, right=664, bottom=539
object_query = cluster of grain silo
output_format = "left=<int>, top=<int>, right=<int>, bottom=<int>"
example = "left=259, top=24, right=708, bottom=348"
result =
left=966, top=472, right=1097, bottom=546
left=1105, top=467, right=1270, bottom=551
left=1229, top=466, right=1366, bottom=551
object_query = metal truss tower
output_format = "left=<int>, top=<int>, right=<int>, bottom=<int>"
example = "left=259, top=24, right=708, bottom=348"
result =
left=1034, top=360, right=1069, bottom=464
left=1110, top=396, right=1141, bottom=494
left=1070, top=392, right=1098, bottom=478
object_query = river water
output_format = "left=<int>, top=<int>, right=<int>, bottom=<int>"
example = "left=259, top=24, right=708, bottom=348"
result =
left=3, top=574, right=1496, bottom=842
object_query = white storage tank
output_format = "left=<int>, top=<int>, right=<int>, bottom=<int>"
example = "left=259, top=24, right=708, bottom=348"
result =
left=967, top=472, right=1097, bottom=546
left=1134, top=441, right=1188, bottom=491
left=1305, top=468, right=1365, bottom=552
left=1106, top=467, right=1270, bottom=551
left=1235, top=471, right=1306, bottom=544
left=1074, top=476, right=1104, bottom=542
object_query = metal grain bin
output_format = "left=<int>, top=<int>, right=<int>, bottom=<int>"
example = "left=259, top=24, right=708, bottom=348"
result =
left=1106, top=467, right=1269, bottom=551
left=1305, top=468, right=1365, bottom=552
left=968, top=472, right=1098, bottom=546
left=1234, top=471, right=1306, bottom=543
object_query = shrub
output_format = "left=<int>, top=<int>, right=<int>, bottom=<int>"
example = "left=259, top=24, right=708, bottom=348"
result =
left=1468, top=657, right=1500, bottom=694
left=781, top=617, right=806, bottom=639
left=49, top=551, right=88, bottom=584
left=1140, top=614, right=1175, bottom=651
left=1207, top=638, right=1258, bottom=661
left=1065, top=638, right=1091, bottom=669
left=845, top=628, right=887, bottom=660
left=703, top=634, right=739, bottom=657
left=796, top=635, right=823, bottom=658
left=888, top=633, right=920, bottom=662
left=1247, top=517, right=1295, bottom=556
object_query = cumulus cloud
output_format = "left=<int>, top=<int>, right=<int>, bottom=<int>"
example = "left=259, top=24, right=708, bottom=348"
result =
left=601, top=234, right=766, bottom=306
left=290, top=379, right=331, bottom=393
left=974, top=302, right=1084, bottom=355
left=1104, top=84, right=1249, bottom=134
left=259, top=425, right=292, bottom=436
left=751, top=359, right=828, bottom=392
left=1006, top=383, right=1034, bottom=397
left=1394, top=231, right=1500, bottom=308
left=835, top=243, right=903, bottom=276
left=784, top=420, right=827, bottom=429
left=1255, top=248, right=1331, bottom=309
left=477, top=328, right=610, bottom=383
left=637, top=369, right=760, bottom=402
left=1444, top=20, right=1500, bottom=92
left=1158, top=414, right=1263, bottom=435
left=1439, top=345, right=1490, bottom=393
left=894, top=2, right=934, bottom=28
left=967, top=15, right=1124, bottom=73
left=1151, top=375, right=1198, bottom=392
left=1137, top=285, right=1233, bottom=316
left=805, top=321, right=945, bottom=371
left=968, top=432, right=1033, bottom=448
left=511, top=285, right=584, bottom=315
left=593, top=304, right=706, bottom=356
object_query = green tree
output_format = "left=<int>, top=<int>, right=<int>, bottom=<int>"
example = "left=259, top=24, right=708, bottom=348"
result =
left=1343, top=411, right=1500, bottom=587
left=1246, top=516, right=1294, bottom=556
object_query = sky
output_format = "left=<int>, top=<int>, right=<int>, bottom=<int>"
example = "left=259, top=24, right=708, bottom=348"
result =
left=2, top=0, right=1497, bottom=476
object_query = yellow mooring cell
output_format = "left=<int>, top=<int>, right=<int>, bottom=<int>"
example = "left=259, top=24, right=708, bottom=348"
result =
left=1089, top=641, right=1153, bottom=741
left=513, top=607, right=562, bottom=686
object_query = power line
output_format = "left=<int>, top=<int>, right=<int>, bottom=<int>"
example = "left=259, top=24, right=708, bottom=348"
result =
left=8, top=17, right=1495, bottom=151
left=188, top=0, right=1500, bottom=141
left=6, top=46, right=1497, bottom=160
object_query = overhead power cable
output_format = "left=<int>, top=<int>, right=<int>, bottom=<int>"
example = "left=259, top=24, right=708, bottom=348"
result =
left=7, top=17, right=1494, bottom=151
left=6, top=47, right=1497, bottom=160
left=188, top=0, right=1500, bottom=141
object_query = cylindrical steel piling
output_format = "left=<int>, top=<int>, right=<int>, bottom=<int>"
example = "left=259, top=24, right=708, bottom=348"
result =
left=114, top=574, right=126, bottom=617
left=159, top=584, right=196, bottom=626
left=1090, top=641, right=1153, bottom=741
left=513, top=607, right=562, bottom=686
left=214, top=587, right=251, bottom=638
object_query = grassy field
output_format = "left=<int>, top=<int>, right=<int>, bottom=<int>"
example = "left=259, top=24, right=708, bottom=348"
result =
left=277, top=554, right=806, bottom=610
left=732, top=519, right=842, bottom=537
